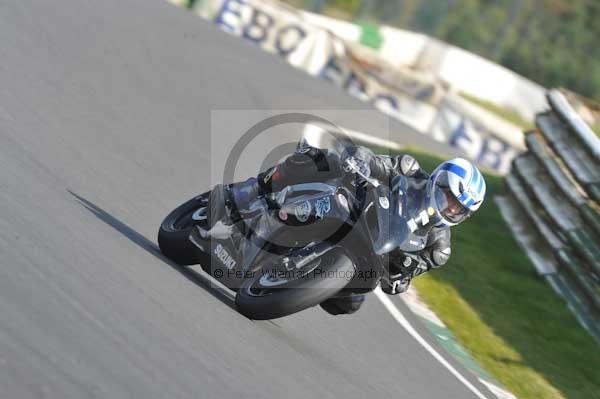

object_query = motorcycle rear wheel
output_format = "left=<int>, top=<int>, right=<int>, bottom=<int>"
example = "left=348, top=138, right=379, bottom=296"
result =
left=158, top=192, right=210, bottom=265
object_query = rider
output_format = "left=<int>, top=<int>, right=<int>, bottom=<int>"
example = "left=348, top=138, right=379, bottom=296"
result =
left=229, top=141, right=486, bottom=315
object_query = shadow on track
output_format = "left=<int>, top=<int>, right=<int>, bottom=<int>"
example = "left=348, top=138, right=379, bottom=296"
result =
left=67, top=190, right=238, bottom=311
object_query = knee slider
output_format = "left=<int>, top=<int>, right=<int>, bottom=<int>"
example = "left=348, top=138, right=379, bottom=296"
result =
left=432, top=247, right=451, bottom=267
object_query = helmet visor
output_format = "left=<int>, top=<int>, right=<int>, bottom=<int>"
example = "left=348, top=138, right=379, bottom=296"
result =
left=433, top=178, right=471, bottom=224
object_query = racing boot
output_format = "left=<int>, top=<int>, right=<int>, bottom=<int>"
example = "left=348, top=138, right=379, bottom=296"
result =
left=320, top=292, right=366, bottom=315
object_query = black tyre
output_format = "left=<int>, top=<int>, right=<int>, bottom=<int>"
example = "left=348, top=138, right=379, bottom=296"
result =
left=158, top=193, right=210, bottom=265
left=235, top=249, right=355, bottom=320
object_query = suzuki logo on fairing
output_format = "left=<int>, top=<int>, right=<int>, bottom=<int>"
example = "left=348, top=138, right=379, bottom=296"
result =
left=214, top=244, right=236, bottom=270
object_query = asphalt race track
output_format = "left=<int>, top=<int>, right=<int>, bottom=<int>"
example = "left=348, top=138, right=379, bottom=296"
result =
left=0, top=1, right=490, bottom=398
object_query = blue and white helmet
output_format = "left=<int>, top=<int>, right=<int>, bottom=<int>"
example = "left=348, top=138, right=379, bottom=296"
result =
left=428, top=158, right=486, bottom=227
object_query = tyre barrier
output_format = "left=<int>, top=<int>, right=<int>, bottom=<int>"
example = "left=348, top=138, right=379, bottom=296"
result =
left=506, top=90, right=600, bottom=319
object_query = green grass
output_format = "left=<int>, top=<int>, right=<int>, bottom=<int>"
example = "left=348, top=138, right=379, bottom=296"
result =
left=460, top=92, right=600, bottom=138
left=592, top=123, right=600, bottom=138
left=402, top=149, right=600, bottom=399
left=459, top=92, right=533, bottom=131
left=284, top=0, right=359, bottom=20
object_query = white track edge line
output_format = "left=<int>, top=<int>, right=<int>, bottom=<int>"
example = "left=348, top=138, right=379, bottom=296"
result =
left=374, top=287, right=490, bottom=399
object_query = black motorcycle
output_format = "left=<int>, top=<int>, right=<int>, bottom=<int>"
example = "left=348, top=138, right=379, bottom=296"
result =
left=158, top=157, right=431, bottom=319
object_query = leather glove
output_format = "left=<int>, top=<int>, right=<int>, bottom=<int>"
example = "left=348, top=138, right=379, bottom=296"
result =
left=381, top=275, right=410, bottom=295
left=381, top=257, right=410, bottom=295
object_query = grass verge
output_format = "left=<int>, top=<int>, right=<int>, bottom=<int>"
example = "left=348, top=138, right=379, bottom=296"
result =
left=460, top=92, right=600, bottom=138
left=403, top=149, right=600, bottom=399
left=459, top=92, right=533, bottom=131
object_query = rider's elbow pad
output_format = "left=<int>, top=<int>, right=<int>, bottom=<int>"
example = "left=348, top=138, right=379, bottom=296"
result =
left=399, top=155, right=420, bottom=177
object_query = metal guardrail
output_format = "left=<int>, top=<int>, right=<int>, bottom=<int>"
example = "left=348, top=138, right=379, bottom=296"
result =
left=505, top=90, right=600, bottom=319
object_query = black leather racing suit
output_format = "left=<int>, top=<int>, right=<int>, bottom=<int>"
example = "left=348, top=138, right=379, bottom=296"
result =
left=254, top=145, right=452, bottom=315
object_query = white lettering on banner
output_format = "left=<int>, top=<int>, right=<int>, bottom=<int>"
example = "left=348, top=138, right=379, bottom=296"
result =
left=477, top=136, right=514, bottom=173
left=441, top=110, right=514, bottom=173
left=373, top=94, right=399, bottom=114
left=243, top=7, right=274, bottom=44
left=200, top=0, right=518, bottom=173
left=275, top=25, right=307, bottom=56
left=448, top=119, right=482, bottom=160
left=213, top=0, right=308, bottom=57
left=317, top=53, right=515, bottom=172
left=343, top=72, right=369, bottom=100
left=318, top=56, right=344, bottom=84
left=214, top=0, right=245, bottom=34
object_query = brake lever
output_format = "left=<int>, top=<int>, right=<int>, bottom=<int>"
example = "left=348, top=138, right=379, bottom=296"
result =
left=344, top=158, right=380, bottom=188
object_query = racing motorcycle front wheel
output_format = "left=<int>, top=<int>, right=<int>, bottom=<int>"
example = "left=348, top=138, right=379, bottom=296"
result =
left=235, top=248, right=355, bottom=320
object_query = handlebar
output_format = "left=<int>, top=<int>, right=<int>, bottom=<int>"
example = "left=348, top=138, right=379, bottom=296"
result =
left=344, top=157, right=380, bottom=188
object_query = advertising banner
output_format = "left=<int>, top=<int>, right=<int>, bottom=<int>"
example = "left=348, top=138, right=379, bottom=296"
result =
left=191, top=0, right=521, bottom=173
